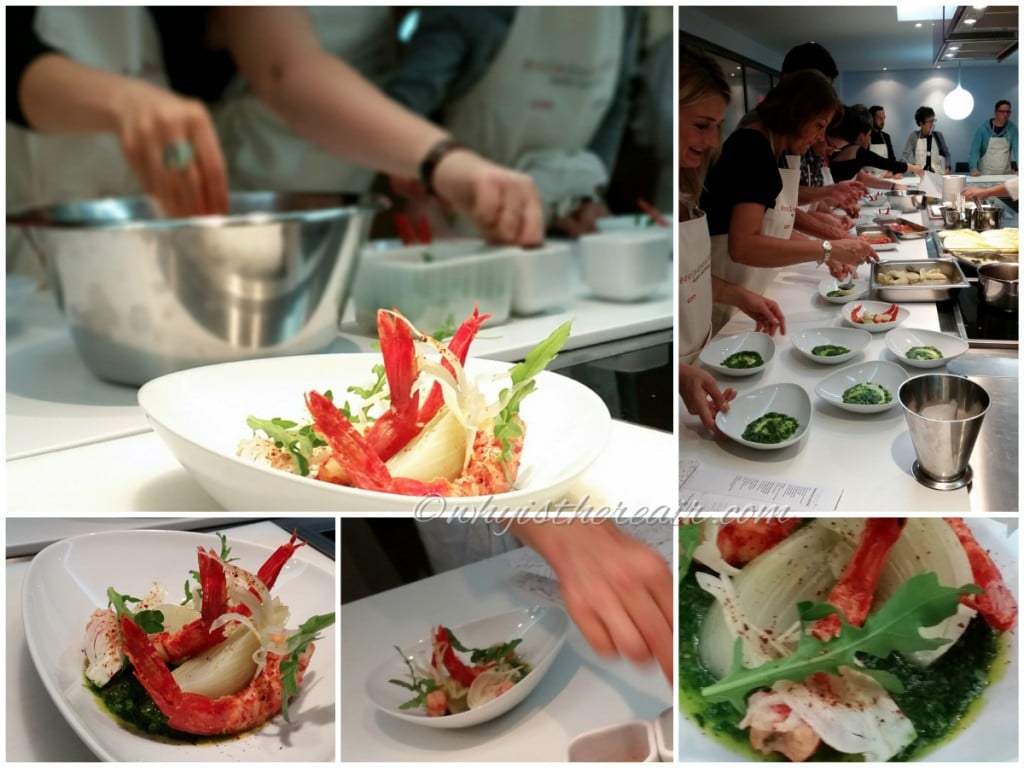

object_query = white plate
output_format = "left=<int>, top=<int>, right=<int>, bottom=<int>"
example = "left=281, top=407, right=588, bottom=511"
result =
left=817, top=278, right=869, bottom=304
left=714, top=383, right=811, bottom=450
left=6, top=274, right=36, bottom=318
left=815, top=360, right=910, bottom=414
left=885, top=327, right=970, bottom=369
left=679, top=519, right=1019, bottom=762
left=365, top=605, right=568, bottom=729
left=22, top=529, right=336, bottom=762
left=791, top=327, right=873, bottom=365
left=842, top=300, right=909, bottom=332
left=138, top=354, right=610, bottom=512
left=698, top=332, right=776, bottom=377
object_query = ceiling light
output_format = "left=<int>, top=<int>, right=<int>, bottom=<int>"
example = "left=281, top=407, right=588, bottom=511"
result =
left=943, top=62, right=975, bottom=120
left=964, top=17, right=978, bottom=24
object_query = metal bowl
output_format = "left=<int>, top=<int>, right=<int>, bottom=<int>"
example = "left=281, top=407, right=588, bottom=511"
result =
left=8, top=192, right=386, bottom=384
left=885, top=190, right=937, bottom=213
left=977, top=262, right=1019, bottom=312
left=972, top=205, right=1004, bottom=232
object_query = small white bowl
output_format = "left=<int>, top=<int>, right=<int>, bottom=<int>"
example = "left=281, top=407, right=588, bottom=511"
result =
left=566, top=720, right=658, bottom=762
left=815, top=360, right=909, bottom=414
left=884, top=327, right=970, bottom=369
left=578, top=229, right=670, bottom=301
left=841, top=300, right=909, bottom=332
left=818, top=277, right=869, bottom=304
left=500, top=243, right=571, bottom=316
left=791, top=327, right=872, bottom=365
left=654, top=707, right=673, bottom=762
left=698, top=332, right=776, bottom=377
left=715, top=383, right=811, bottom=450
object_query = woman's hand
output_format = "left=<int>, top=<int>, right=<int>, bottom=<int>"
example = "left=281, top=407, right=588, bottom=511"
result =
left=832, top=238, right=877, bottom=269
left=680, top=362, right=736, bottom=432
left=906, top=164, right=925, bottom=176
left=114, top=80, right=229, bottom=217
left=432, top=148, right=545, bottom=245
left=509, top=519, right=674, bottom=683
left=718, top=282, right=785, bottom=336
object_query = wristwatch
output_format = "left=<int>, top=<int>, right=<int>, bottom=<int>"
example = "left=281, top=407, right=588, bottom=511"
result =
left=819, top=240, right=833, bottom=266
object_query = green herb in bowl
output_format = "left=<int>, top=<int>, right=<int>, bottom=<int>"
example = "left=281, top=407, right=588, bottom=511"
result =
left=811, top=344, right=851, bottom=357
left=842, top=382, right=892, bottom=405
left=906, top=345, right=944, bottom=361
left=741, top=412, right=799, bottom=444
left=721, top=351, right=765, bottom=369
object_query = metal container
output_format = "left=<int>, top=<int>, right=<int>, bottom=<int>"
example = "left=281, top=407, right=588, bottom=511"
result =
left=8, top=192, right=386, bottom=385
left=972, top=204, right=1003, bottom=232
left=881, top=217, right=929, bottom=240
left=885, top=190, right=937, bottom=213
left=977, top=262, right=1019, bottom=311
left=870, top=259, right=969, bottom=302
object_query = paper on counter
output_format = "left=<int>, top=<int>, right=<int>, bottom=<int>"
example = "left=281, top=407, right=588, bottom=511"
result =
left=920, top=171, right=944, bottom=199
left=679, top=460, right=842, bottom=512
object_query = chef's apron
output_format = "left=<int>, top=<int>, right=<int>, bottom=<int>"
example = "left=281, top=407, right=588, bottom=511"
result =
left=6, top=7, right=166, bottom=279
left=678, top=206, right=713, bottom=365
left=865, top=138, right=889, bottom=176
left=979, top=134, right=1012, bottom=175
left=709, top=145, right=798, bottom=334
left=914, top=134, right=943, bottom=174
left=213, top=7, right=396, bottom=193
left=441, top=7, right=621, bottom=221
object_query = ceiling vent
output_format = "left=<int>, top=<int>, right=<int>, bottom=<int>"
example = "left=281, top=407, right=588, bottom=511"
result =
left=934, top=5, right=1018, bottom=63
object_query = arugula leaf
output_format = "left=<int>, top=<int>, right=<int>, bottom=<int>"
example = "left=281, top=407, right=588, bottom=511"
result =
left=389, top=646, right=441, bottom=710
left=246, top=415, right=326, bottom=476
left=678, top=522, right=703, bottom=580
left=494, top=320, right=572, bottom=466
left=429, top=313, right=458, bottom=341
left=280, top=612, right=336, bottom=722
left=700, top=571, right=982, bottom=713
left=340, top=365, right=388, bottom=423
left=106, top=587, right=164, bottom=633
left=215, top=532, right=239, bottom=563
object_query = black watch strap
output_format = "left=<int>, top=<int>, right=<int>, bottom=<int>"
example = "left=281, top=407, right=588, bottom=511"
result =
left=419, top=138, right=463, bottom=197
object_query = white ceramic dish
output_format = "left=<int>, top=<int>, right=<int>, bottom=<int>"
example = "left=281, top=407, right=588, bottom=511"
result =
left=815, top=359, right=909, bottom=414
left=365, top=605, right=567, bottom=729
left=791, top=327, right=872, bottom=365
left=566, top=719, right=658, bottom=761
left=842, top=299, right=909, bottom=332
left=578, top=229, right=671, bottom=301
left=714, top=383, right=811, bottom=450
left=654, top=707, right=674, bottom=762
left=138, top=353, right=610, bottom=512
left=22, top=529, right=335, bottom=762
left=817, top=277, right=869, bottom=304
left=698, top=332, right=775, bottom=377
left=500, top=243, right=571, bottom=316
left=352, top=239, right=513, bottom=335
left=884, top=327, right=970, bottom=369
left=6, top=273, right=37, bottom=318
left=679, top=519, right=1018, bottom=763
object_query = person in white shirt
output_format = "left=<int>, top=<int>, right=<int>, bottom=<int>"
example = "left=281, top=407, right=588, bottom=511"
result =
left=962, top=176, right=1019, bottom=202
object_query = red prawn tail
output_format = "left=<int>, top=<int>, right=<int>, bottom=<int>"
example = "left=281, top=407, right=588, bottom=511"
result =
left=945, top=517, right=1018, bottom=631
left=364, top=309, right=424, bottom=461
left=256, top=532, right=307, bottom=590
left=153, top=549, right=228, bottom=662
left=419, top=306, right=489, bottom=422
left=120, top=615, right=183, bottom=717
left=717, top=519, right=802, bottom=567
left=306, top=390, right=395, bottom=490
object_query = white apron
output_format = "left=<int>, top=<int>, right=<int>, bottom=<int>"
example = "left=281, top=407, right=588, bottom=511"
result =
left=865, top=139, right=889, bottom=176
left=710, top=145, right=798, bottom=333
left=678, top=208, right=713, bottom=365
left=979, top=134, right=1012, bottom=175
left=441, top=7, right=622, bottom=218
left=213, top=8, right=396, bottom=193
left=914, top=134, right=943, bottom=174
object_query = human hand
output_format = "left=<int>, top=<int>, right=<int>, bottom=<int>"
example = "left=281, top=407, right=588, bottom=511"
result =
left=552, top=199, right=611, bottom=238
left=114, top=80, right=228, bottom=218
left=970, top=170, right=982, bottom=177
left=826, top=180, right=868, bottom=209
left=432, top=148, right=544, bottom=245
left=510, top=519, right=674, bottom=682
left=732, top=288, right=786, bottom=336
left=680, top=362, right=737, bottom=432
left=833, top=238, right=877, bottom=268
left=827, top=259, right=854, bottom=280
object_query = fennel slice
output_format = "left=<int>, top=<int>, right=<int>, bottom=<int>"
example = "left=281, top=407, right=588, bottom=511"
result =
left=172, top=626, right=261, bottom=697
left=151, top=603, right=201, bottom=636
left=385, top=408, right=470, bottom=482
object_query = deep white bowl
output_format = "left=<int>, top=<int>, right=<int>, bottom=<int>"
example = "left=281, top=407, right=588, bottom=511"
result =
left=566, top=720, right=658, bottom=762
left=791, top=327, right=873, bottom=365
left=698, top=332, right=776, bottom=377
left=841, top=300, right=909, bottom=332
left=815, top=360, right=909, bottom=414
left=500, top=243, right=571, bottom=316
left=715, top=383, right=811, bottom=450
left=817, top=277, right=869, bottom=304
left=884, top=327, right=970, bottom=369
left=578, top=229, right=670, bottom=301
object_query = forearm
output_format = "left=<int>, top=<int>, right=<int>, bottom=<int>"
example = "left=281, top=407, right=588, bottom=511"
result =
left=796, top=185, right=834, bottom=205
left=793, top=208, right=834, bottom=239
left=730, top=231, right=822, bottom=268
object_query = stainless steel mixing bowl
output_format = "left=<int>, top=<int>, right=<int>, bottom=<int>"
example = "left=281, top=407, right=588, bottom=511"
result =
left=8, top=192, right=386, bottom=385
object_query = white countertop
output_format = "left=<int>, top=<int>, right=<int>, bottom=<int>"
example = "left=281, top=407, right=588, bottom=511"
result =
left=679, top=209, right=994, bottom=512
left=4, top=519, right=335, bottom=762
left=340, top=539, right=672, bottom=762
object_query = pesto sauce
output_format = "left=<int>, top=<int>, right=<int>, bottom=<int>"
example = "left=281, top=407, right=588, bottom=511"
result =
left=678, top=567, right=1009, bottom=762
left=88, top=666, right=208, bottom=744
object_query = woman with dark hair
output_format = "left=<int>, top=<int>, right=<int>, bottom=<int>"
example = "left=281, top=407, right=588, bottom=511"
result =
left=901, top=106, right=951, bottom=174
left=701, top=69, right=875, bottom=330
left=828, top=104, right=923, bottom=189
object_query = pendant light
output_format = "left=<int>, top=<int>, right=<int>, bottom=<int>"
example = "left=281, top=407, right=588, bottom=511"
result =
left=943, top=61, right=975, bottom=120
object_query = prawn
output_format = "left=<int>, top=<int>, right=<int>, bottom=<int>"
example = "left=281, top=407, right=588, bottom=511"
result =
left=944, top=517, right=1017, bottom=631
left=120, top=614, right=313, bottom=736
left=717, top=519, right=803, bottom=567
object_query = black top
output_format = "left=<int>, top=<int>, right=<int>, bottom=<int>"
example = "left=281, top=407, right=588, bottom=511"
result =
left=829, top=145, right=908, bottom=183
left=700, top=128, right=782, bottom=236
left=868, top=128, right=896, bottom=162
left=7, top=6, right=235, bottom=128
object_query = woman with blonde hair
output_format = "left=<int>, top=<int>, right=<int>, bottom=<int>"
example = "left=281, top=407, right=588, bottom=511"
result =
left=679, top=44, right=785, bottom=432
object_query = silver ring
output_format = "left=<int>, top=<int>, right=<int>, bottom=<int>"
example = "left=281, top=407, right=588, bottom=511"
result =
left=162, top=140, right=195, bottom=170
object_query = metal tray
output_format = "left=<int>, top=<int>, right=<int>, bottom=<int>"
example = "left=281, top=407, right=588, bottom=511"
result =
left=855, top=225, right=898, bottom=251
left=931, top=231, right=1019, bottom=271
left=880, top=217, right=930, bottom=240
left=870, top=258, right=969, bottom=302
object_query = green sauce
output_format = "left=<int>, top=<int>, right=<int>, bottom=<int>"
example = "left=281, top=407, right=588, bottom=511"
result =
left=722, top=351, right=765, bottom=369
left=679, top=567, right=1009, bottom=762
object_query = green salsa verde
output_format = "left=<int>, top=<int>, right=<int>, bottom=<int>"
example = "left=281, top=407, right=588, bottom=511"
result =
left=679, top=567, right=1009, bottom=762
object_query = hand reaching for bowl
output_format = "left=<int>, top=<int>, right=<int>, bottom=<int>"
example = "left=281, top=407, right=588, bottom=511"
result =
left=715, top=279, right=786, bottom=337
left=680, top=362, right=737, bottom=433
left=832, top=238, right=878, bottom=271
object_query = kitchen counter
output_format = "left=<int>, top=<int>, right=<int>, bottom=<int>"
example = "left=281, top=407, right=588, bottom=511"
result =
left=340, top=531, right=672, bottom=762
left=4, top=519, right=335, bottom=762
left=680, top=208, right=1019, bottom=512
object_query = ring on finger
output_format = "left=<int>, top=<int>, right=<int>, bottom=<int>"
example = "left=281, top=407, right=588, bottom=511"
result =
left=162, top=140, right=195, bottom=171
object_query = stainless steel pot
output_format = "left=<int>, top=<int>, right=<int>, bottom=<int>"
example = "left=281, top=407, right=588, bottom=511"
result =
left=8, top=192, right=387, bottom=384
left=972, top=204, right=1003, bottom=232
left=886, top=190, right=938, bottom=213
left=977, top=262, right=1018, bottom=312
